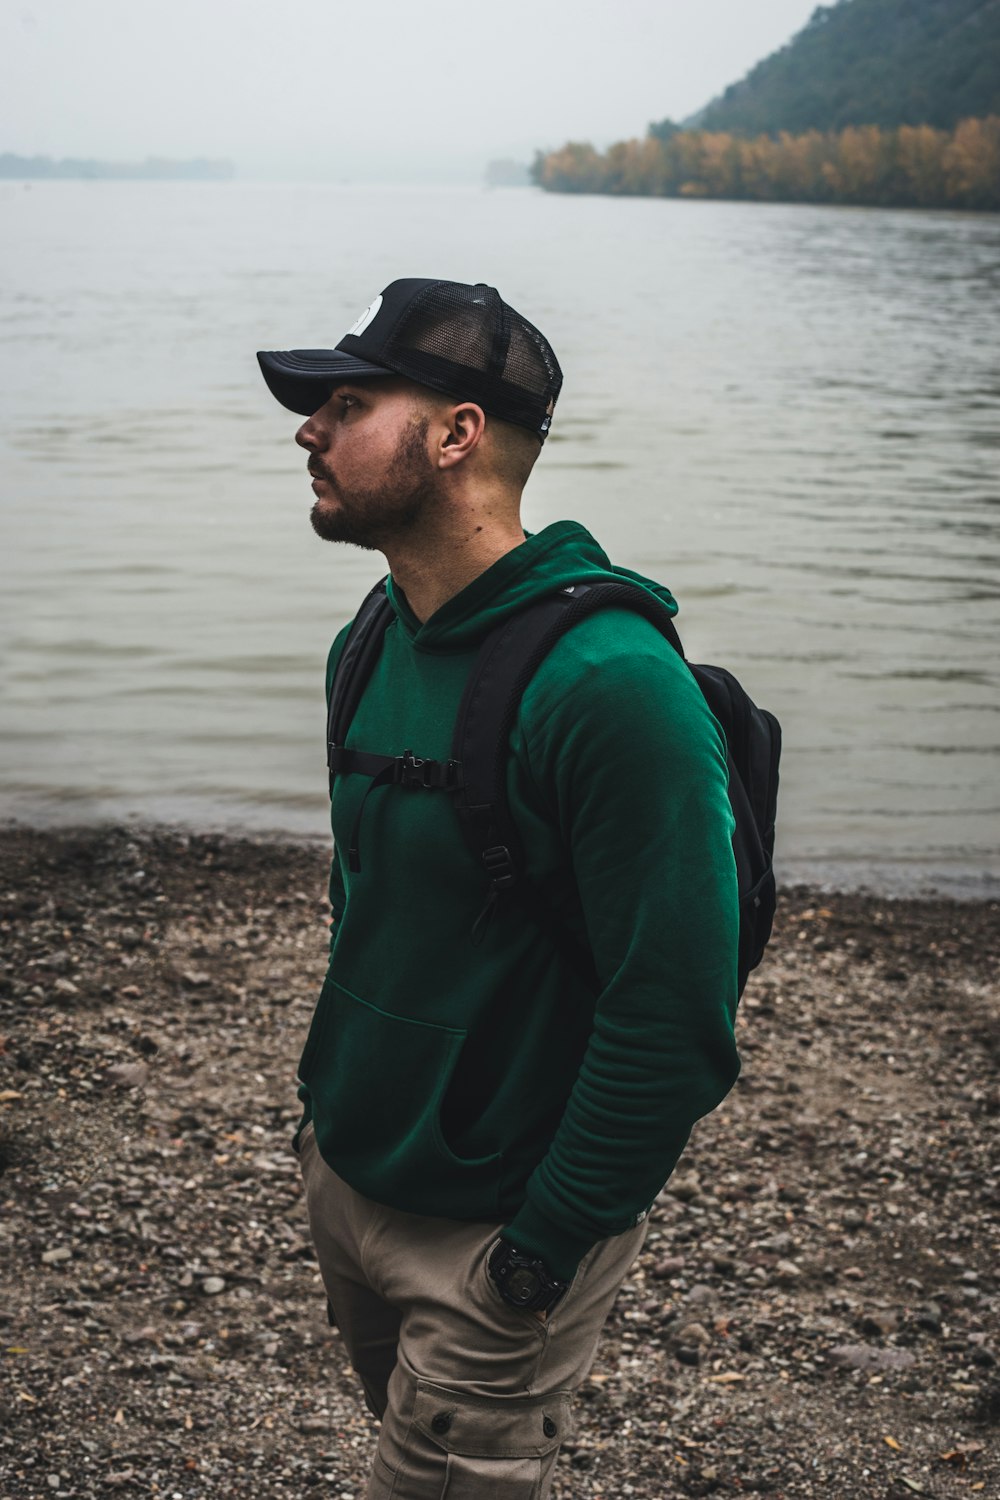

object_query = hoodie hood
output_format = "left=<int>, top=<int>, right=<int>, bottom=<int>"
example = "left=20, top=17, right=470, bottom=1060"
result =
left=386, top=520, right=678, bottom=652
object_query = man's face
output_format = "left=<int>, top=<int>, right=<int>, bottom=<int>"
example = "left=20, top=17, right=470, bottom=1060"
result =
left=295, top=379, right=438, bottom=551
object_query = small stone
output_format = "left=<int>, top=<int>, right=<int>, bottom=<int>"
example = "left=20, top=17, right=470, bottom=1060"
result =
left=201, top=1276, right=226, bottom=1296
left=106, top=1061, right=149, bottom=1089
left=914, top=1302, right=942, bottom=1333
left=41, top=1247, right=72, bottom=1265
left=684, top=1283, right=717, bottom=1307
left=675, top=1345, right=701, bottom=1366
left=897, top=1375, right=925, bottom=1394
left=828, top=1343, right=916, bottom=1372
left=296, top=1417, right=329, bottom=1434
left=651, top=1255, right=686, bottom=1279
left=774, top=1259, right=802, bottom=1282
left=676, top=1321, right=712, bottom=1346
left=860, top=1309, right=899, bottom=1337
left=667, top=1174, right=700, bottom=1202
left=123, top=1325, right=160, bottom=1346
left=53, top=978, right=79, bottom=996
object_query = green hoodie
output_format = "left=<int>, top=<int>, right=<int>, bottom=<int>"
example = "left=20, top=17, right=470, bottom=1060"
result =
left=296, top=519, right=740, bottom=1280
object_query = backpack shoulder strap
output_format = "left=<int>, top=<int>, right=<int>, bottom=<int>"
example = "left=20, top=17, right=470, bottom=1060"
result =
left=452, top=579, right=681, bottom=923
left=326, top=577, right=465, bottom=873
left=326, top=577, right=396, bottom=790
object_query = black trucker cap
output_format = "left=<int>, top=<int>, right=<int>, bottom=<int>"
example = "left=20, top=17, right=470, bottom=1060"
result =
left=257, top=278, right=563, bottom=441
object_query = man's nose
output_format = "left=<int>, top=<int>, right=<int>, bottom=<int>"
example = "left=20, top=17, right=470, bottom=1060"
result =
left=295, top=416, right=324, bottom=451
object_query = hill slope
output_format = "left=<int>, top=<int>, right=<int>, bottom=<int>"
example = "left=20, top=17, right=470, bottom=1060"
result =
left=697, top=0, right=1000, bottom=135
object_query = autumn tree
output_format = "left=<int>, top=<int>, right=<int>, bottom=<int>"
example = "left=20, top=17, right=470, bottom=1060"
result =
left=532, top=117, right=1000, bottom=211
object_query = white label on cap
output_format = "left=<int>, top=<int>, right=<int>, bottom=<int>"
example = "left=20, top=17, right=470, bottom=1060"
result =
left=346, top=294, right=383, bottom=339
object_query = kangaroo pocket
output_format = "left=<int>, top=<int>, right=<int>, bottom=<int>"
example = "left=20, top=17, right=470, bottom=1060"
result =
left=300, top=976, right=504, bottom=1218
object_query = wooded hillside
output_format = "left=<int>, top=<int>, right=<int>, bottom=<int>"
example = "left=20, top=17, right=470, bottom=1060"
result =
left=694, top=0, right=1000, bottom=136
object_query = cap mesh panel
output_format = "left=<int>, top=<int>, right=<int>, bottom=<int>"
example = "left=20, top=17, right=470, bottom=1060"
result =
left=383, top=282, right=561, bottom=434
left=502, top=318, right=560, bottom=397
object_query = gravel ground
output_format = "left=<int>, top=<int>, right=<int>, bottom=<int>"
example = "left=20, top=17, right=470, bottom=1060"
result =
left=1, top=824, right=998, bottom=1500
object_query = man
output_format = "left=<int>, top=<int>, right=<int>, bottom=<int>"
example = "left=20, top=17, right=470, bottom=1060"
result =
left=258, top=278, right=740, bottom=1499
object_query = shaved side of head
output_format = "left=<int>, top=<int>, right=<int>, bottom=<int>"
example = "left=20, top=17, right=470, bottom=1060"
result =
left=403, top=382, right=542, bottom=496
left=482, top=416, right=543, bottom=492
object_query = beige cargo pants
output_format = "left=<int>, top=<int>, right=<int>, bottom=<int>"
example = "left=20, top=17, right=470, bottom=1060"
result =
left=298, top=1120, right=648, bottom=1499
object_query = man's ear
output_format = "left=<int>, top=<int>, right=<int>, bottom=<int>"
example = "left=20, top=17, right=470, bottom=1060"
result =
left=437, top=402, right=486, bottom=469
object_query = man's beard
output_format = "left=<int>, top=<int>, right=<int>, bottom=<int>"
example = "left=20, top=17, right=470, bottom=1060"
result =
left=309, top=416, right=437, bottom=551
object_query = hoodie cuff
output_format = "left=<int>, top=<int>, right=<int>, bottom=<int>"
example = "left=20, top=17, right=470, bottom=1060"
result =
left=501, top=1201, right=604, bottom=1284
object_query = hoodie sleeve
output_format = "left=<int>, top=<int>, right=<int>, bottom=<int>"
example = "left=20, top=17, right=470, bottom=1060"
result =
left=501, top=608, right=741, bottom=1281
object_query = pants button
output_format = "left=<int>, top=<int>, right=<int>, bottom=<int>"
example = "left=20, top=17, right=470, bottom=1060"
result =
left=431, top=1412, right=452, bottom=1435
left=543, top=1416, right=558, bottom=1438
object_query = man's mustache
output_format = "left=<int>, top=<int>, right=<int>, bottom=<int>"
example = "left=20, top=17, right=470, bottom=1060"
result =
left=308, top=459, right=337, bottom=487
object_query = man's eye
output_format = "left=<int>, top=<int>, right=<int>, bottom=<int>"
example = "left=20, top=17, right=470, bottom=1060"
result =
left=338, top=393, right=359, bottom=411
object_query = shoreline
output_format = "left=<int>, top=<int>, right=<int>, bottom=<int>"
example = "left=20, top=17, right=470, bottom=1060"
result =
left=2, top=824, right=998, bottom=1497
left=2, top=816, right=997, bottom=904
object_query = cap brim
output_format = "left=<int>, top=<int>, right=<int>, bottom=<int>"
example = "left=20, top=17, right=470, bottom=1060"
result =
left=257, top=348, right=396, bottom=416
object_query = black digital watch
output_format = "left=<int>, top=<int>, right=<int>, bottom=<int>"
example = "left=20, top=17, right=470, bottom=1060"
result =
left=487, top=1238, right=569, bottom=1314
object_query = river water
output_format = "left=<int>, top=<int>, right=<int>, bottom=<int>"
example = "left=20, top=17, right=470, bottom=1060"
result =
left=1, top=182, right=997, bottom=893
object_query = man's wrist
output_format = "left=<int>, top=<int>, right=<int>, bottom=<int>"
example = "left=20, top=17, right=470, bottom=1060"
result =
left=487, top=1237, right=569, bottom=1314
left=502, top=1200, right=596, bottom=1284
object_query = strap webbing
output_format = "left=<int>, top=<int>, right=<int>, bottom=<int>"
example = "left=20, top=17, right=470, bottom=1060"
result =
left=326, top=579, right=466, bottom=869
left=327, top=579, right=395, bottom=765
left=330, top=747, right=463, bottom=790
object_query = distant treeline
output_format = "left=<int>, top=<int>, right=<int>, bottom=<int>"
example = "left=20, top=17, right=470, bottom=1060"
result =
left=531, top=117, right=1000, bottom=211
left=0, top=154, right=234, bottom=181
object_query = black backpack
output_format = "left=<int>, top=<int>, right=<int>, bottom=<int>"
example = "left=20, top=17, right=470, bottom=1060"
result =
left=327, top=576, right=781, bottom=997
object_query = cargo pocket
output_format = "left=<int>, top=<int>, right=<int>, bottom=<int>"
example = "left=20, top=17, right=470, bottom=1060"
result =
left=412, top=1378, right=571, bottom=1500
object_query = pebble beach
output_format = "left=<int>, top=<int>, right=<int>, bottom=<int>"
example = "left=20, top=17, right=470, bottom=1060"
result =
left=1, top=825, right=998, bottom=1498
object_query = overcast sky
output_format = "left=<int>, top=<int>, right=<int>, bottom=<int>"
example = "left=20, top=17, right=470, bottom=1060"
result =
left=3, top=0, right=822, bottom=182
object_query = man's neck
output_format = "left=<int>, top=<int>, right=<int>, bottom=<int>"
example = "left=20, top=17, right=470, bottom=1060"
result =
left=385, top=515, right=527, bottom=624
